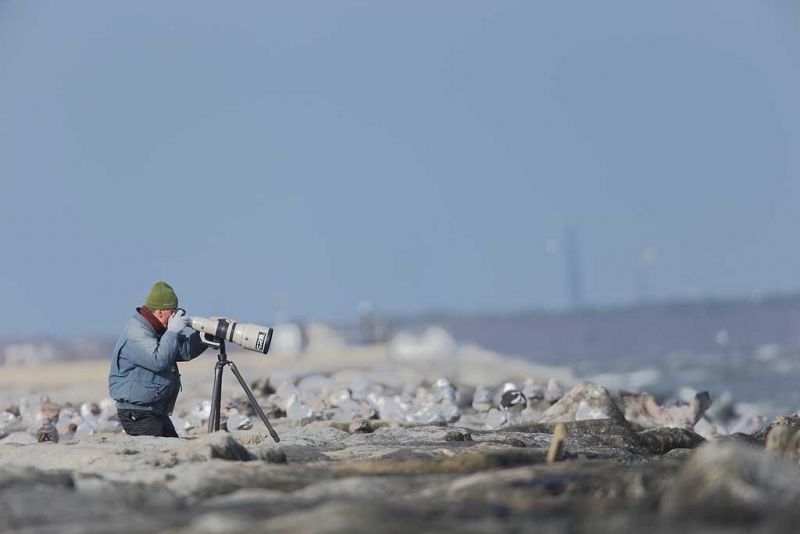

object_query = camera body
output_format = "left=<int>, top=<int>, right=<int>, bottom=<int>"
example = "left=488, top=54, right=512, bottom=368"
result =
left=187, top=316, right=273, bottom=354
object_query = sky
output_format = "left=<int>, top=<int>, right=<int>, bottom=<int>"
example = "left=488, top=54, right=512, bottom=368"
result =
left=0, top=1, right=798, bottom=338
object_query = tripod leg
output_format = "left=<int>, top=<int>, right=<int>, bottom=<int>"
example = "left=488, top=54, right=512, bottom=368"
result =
left=208, top=361, right=225, bottom=433
left=228, top=361, right=280, bottom=443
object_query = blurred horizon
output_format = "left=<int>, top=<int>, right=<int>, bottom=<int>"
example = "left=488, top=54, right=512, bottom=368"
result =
left=1, top=1, right=798, bottom=338
left=2, top=287, right=799, bottom=343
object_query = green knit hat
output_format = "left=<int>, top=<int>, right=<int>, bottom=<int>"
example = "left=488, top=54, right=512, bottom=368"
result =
left=145, top=281, right=179, bottom=310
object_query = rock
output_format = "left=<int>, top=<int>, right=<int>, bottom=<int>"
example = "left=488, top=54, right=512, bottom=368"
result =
left=251, top=377, right=276, bottom=396
left=0, top=465, right=74, bottom=490
left=503, top=418, right=697, bottom=458
left=165, top=461, right=320, bottom=503
left=660, top=442, right=800, bottom=523
left=0, top=466, right=186, bottom=533
left=1, top=432, right=38, bottom=445
left=752, top=415, right=800, bottom=444
left=182, top=434, right=253, bottom=462
left=250, top=446, right=288, bottom=464
left=538, top=381, right=626, bottom=424
left=620, top=391, right=711, bottom=429
left=441, top=430, right=472, bottom=442
left=765, top=425, right=795, bottom=457
left=663, top=448, right=693, bottom=460
left=330, top=448, right=547, bottom=477
left=348, top=418, right=374, bottom=434
left=636, top=427, right=705, bottom=455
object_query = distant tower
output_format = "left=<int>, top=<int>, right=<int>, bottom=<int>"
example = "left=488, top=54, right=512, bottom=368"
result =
left=563, top=227, right=585, bottom=309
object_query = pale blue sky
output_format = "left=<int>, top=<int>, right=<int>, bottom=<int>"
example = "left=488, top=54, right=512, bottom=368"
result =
left=0, top=1, right=797, bottom=338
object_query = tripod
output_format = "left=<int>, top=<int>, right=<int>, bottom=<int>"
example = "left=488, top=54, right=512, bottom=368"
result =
left=207, top=339, right=280, bottom=442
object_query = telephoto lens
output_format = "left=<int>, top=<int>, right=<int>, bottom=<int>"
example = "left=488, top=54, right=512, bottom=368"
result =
left=187, top=316, right=274, bottom=354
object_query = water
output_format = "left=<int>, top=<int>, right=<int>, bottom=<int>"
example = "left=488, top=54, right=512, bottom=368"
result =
left=354, top=301, right=800, bottom=419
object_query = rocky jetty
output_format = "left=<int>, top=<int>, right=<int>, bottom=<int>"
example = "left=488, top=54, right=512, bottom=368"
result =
left=0, top=342, right=793, bottom=533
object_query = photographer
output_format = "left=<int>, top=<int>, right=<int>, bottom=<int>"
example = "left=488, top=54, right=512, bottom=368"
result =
left=108, top=281, right=208, bottom=437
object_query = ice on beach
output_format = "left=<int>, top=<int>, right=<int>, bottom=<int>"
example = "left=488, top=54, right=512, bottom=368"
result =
left=275, top=380, right=301, bottom=399
left=349, top=378, right=383, bottom=401
left=225, top=409, right=253, bottom=431
left=327, top=389, right=351, bottom=408
left=17, top=396, right=38, bottom=424
left=99, top=397, right=115, bottom=413
left=330, top=399, right=360, bottom=421
left=439, top=401, right=460, bottom=423
left=694, top=417, right=726, bottom=440
left=79, top=402, right=101, bottom=419
left=170, top=416, right=190, bottom=437
left=523, top=379, right=545, bottom=401
left=544, top=379, right=565, bottom=403
left=485, top=408, right=507, bottom=430
left=727, top=403, right=770, bottom=434
left=191, top=400, right=212, bottom=421
left=286, top=395, right=317, bottom=424
left=74, top=422, right=95, bottom=438
left=432, top=378, right=460, bottom=404
left=472, top=388, right=493, bottom=412
left=373, top=396, right=408, bottom=422
left=412, top=404, right=445, bottom=425
left=574, top=400, right=611, bottom=421
left=0, top=411, right=16, bottom=425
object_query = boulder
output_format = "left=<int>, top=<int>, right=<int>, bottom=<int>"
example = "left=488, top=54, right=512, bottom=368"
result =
left=181, top=434, right=253, bottom=462
left=660, top=442, right=800, bottom=523
left=537, top=381, right=626, bottom=424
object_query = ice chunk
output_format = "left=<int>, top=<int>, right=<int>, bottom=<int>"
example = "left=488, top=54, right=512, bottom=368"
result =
left=432, top=378, right=460, bottom=404
left=327, top=389, right=351, bottom=407
left=349, top=379, right=382, bottom=401
left=225, top=409, right=253, bottom=431
left=439, top=401, right=461, bottom=423
left=485, top=408, right=507, bottom=430
left=74, top=422, right=95, bottom=438
left=375, top=396, right=407, bottom=422
left=472, top=388, right=493, bottom=412
left=286, top=395, right=316, bottom=424
left=412, top=404, right=445, bottom=425
left=0, top=411, right=17, bottom=426
left=545, top=378, right=564, bottom=403
left=575, top=400, right=611, bottom=421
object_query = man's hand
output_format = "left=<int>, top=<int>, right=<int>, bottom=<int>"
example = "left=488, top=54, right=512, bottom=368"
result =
left=167, top=309, right=188, bottom=333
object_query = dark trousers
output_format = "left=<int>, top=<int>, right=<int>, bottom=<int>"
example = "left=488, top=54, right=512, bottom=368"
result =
left=118, top=409, right=179, bottom=438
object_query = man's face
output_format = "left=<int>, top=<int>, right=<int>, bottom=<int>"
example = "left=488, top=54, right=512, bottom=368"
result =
left=153, top=309, right=175, bottom=328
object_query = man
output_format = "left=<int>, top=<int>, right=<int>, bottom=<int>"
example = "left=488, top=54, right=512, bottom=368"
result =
left=108, top=281, right=208, bottom=437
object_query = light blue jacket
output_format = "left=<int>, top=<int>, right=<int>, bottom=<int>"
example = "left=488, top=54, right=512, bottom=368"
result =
left=108, top=310, right=208, bottom=415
